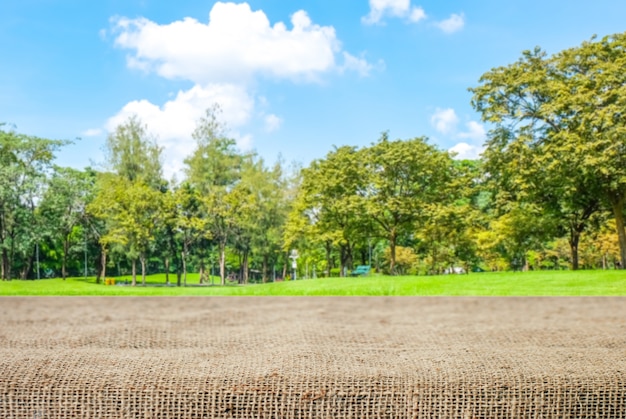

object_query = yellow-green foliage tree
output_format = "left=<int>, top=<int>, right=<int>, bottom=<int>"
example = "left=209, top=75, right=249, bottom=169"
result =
left=286, top=146, right=367, bottom=277
left=88, top=175, right=163, bottom=286
left=471, top=33, right=626, bottom=268
left=89, top=115, right=164, bottom=286
left=361, top=134, right=457, bottom=274
left=185, top=107, right=247, bottom=285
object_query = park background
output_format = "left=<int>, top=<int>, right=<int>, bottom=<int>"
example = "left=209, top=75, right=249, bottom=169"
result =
left=3, top=1, right=626, bottom=294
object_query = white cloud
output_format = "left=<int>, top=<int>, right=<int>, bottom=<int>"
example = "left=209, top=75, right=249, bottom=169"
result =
left=110, top=2, right=364, bottom=84
left=408, top=7, right=427, bottom=23
left=362, top=0, right=426, bottom=25
left=236, top=133, right=254, bottom=151
left=431, top=108, right=459, bottom=135
left=436, top=13, right=465, bottom=34
left=106, top=83, right=254, bottom=179
left=431, top=108, right=486, bottom=160
left=448, top=142, right=483, bottom=160
left=81, top=128, right=102, bottom=137
left=340, top=52, right=375, bottom=77
left=458, top=120, right=486, bottom=142
left=106, top=2, right=375, bottom=178
left=264, top=114, right=282, bottom=133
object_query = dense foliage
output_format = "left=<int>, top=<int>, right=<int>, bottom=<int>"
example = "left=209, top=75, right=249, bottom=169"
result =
left=3, top=33, right=626, bottom=283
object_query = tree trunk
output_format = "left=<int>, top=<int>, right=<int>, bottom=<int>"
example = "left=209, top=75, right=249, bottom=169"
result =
left=325, top=241, right=332, bottom=278
left=140, top=253, right=147, bottom=286
left=569, top=229, right=580, bottom=271
left=262, top=254, right=268, bottom=283
left=242, top=250, right=249, bottom=284
left=430, top=241, right=438, bottom=275
left=99, top=247, right=107, bottom=284
left=8, top=234, right=15, bottom=281
left=164, top=257, right=170, bottom=285
left=219, top=240, right=226, bottom=286
left=181, top=247, right=187, bottom=287
left=2, top=248, right=9, bottom=280
left=175, top=254, right=181, bottom=285
left=339, top=245, right=346, bottom=277
left=131, top=258, right=137, bottom=286
left=199, top=239, right=205, bottom=284
left=62, top=234, right=69, bottom=280
left=346, top=242, right=353, bottom=271
left=389, top=229, right=397, bottom=275
left=21, top=253, right=33, bottom=280
left=0, top=214, right=4, bottom=280
left=339, top=243, right=352, bottom=277
left=170, top=230, right=180, bottom=286
left=611, top=197, right=626, bottom=268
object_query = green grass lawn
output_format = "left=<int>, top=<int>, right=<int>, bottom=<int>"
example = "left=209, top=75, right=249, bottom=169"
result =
left=1, top=270, right=625, bottom=296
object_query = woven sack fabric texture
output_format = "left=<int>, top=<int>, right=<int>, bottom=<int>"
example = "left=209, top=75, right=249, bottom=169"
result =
left=0, top=296, right=625, bottom=418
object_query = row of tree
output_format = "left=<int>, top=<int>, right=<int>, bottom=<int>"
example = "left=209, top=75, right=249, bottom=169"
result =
left=2, top=32, right=626, bottom=283
left=0, top=109, right=292, bottom=285
left=89, top=109, right=294, bottom=286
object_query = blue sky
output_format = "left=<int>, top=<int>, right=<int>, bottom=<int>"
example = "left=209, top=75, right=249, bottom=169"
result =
left=3, top=0, right=626, bottom=179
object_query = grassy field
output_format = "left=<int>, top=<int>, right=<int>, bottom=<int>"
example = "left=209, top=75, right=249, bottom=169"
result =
left=0, top=270, right=625, bottom=296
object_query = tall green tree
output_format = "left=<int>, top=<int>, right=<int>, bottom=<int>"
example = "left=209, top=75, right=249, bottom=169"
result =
left=228, top=156, right=290, bottom=283
left=361, top=134, right=457, bottom=274
left=248, top=159, right=289, bottom=282
left=173, top=182, right=209, bottom=286
left=471, top=33, right=626, bottom=268
left=287, top=146, right=368, bottom=277
left=88, top=175, right=163, bottom=286
left=185, top=106, right=246, bottom=285
left=104, top=115, right=163, bottom=188
left=156, top=186, right=182, bottom=286
left=40, top=167, right=93, bottom=279
left=91, top=115, right=165, bottom=285
left=0, top=125, right=66, bottom=280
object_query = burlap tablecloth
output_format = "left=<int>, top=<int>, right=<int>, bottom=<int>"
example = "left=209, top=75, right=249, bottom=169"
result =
left=1, top=297, right=624, bottom=418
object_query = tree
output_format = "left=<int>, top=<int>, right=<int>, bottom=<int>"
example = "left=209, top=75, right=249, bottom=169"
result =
left=418, top=203, right=478, bottom=274
left=226, top=156, right=288, bottom=284
left=173, top=183, right=208, bottom=286
left=104, top=115, right=163, bottom=188
left=185, top=106, right=241, bottom=193
left=471, top=33, right=626, bottom=268
left=489, top=203, right=556, bottom=271
left=88, top=174, right=163, bottom=286
left=185, top=106, right=246, bottom=285
left=39, top=167, right=92, bottom=279
left=360, top=134, right=457, bottom=274
left=91, top=115, right=165, bottom=285
left=249, top=159, right=289, bottom=283
left=0, top=125, right=66, bottom=280
left=287, top=146, right=369, bottom=277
